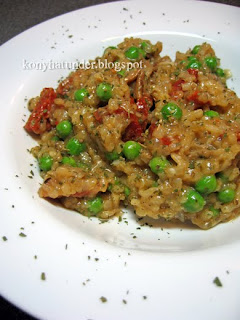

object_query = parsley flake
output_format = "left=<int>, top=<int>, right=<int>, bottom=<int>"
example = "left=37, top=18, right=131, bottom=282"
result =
left=100, top=296, right=107, bottom=303
left=19, top=232, right=27, bottom=237
left=41, top=272, right=46, bottom=281
left=213, top=276, right=222, bottom=287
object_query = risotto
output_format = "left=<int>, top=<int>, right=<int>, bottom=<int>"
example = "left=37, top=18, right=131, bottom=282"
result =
left=24, top=38, right=240, bottom=229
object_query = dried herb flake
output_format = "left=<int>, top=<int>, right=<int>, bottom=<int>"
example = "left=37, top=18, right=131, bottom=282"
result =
left=41, top=272, right=46, bottom=281
left=100, top=296, right=107, bottom=303
left=19, top=232, right=27, bottom=237
left=213, top=276, right=222, bottom=287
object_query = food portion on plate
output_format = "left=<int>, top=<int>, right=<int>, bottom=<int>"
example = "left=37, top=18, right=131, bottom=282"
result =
left=24, top=37, right=240, bottom=229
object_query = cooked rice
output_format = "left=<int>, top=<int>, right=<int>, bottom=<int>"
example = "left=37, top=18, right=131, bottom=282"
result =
left=24, top=38, right=240, bottom=229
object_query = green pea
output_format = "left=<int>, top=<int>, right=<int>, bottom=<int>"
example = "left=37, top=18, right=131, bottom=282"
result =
left=140, top=42, right=152, bottom=53
left=191, top=45, right=200, bottom=55
left=183, top=189, right=205, bottom=213
left=39, top=155, right=53, bottom=171
left=149, top=156, right=169, bottom=174
left=88, top=197, right=103, bottom=214
left=205, top=56, right=217, bottom=71
left=56, top=120, right=72, bottom=139
left=216, top=68, right=225, bottom=77
left=61, top=156, right=77, bottom=167
left=117, top=70, right=126, bottom=77
left=123, top=141, right=141, bottom=160
left=204, top=110, right=219, bottom=118
left=217, top=188, right=235, bottom=203
left=51, top=135, right=60, bottom=141
left=74, top=88, right=89, bottom=101
left=104, top=46, right=117, bottom=54
left=125, top=46, right=140, bottom=60
left=105, top=151, right=119, bottom=162
left=66, top=138, right=86, bottom=156
left=209, top=206, right=220, bottom=217
left=188, top=56, right=197, bottom=62
left=96, top=82, right=112, bottom=101
left=161, top=102, right=182, bottom=121
left=195, top=175, right=217, bottom=194
left=139, top=48, right=146, bottom=58
left=186, top=58, right=202, bottom=69
left=124, top=186, right=131, bottom=197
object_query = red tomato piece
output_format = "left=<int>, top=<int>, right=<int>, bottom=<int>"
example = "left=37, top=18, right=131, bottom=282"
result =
left=130, top=96, right=135, bottom=104
left=160, top=136, right=172, bottom=146
left=93, top=110, right=103, bottom=123
left=171, top=79, right=185, bottom=99
left=237, top=132, right=240, bottom=142
left=122, top=120, right=143, bottom=142
left=172, top=79, right=185, bottom=91
left=57, top=77, right=73, bottom=96
left=136, top=96, right=152, bottom=119
left=24, top=88, right=56, bottom=134
left=187, top=68, right=199, bottom=79
left=174, top=135, right=181, bottom=142
left=187, top=90, right=205, bottom=106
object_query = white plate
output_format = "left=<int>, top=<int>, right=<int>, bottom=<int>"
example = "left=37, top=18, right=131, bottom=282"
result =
left=1, top=0, right=240, bottom=319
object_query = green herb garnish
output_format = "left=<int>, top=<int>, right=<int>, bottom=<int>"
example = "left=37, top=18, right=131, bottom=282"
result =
left=19, top=232, right=27, bottom=237
left=213, top=276, right=222, bottom=287
left=41, top=272, right=46, bottom=281
left=100, top=296, right=107, bottom=303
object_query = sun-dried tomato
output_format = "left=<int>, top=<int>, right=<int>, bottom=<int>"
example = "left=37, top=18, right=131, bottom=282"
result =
left=136, top=96, right=152, bottom=119
left=24, top=88, right=56, bottom=134
left=171, top=79, right=185, bottom=99
left=237, top=132, right=240, bottom=142
left=57, top=77, right=73, bottom=96
left=160, top=136, right=172, bottom=146
left=187, top=90, right=205, bottom=106
left=187, top=68, right=199, bottom=79
left=122, top=120, right=143, bottom=142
